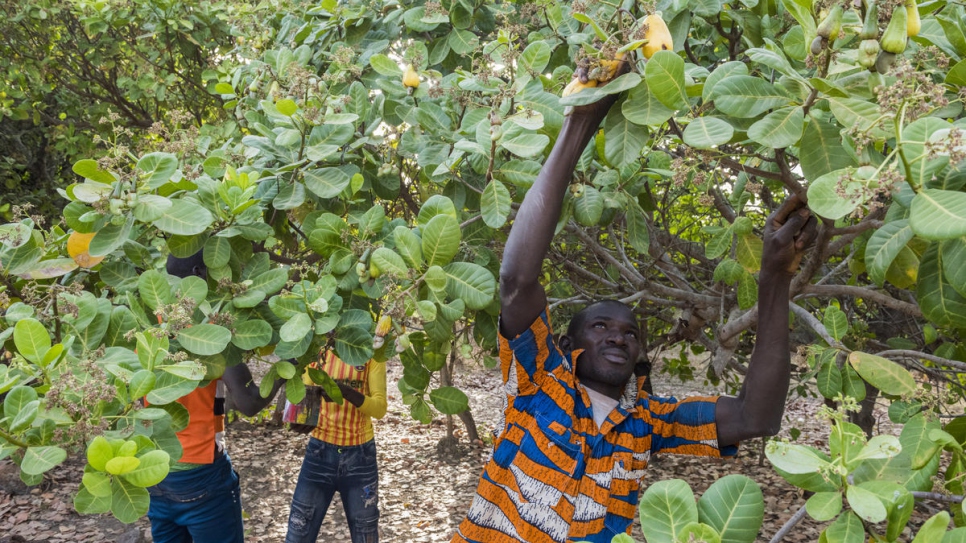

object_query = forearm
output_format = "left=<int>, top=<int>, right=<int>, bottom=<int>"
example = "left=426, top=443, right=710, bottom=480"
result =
left=499, top=115, right=604, bottom=335
left=501, top=116, right=601, bottom=283
left=717, top=272, right=792, bottom=444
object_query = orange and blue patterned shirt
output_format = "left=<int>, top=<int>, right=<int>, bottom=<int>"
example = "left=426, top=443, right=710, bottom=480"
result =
left=453, top=310, right=736, bottom=543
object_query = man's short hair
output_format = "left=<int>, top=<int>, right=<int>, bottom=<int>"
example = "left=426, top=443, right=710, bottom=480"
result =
left=166, top=251, right=207, bottom=279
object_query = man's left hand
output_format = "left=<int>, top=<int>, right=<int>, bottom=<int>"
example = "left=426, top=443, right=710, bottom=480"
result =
left=761, top=195, right=818, bottom=277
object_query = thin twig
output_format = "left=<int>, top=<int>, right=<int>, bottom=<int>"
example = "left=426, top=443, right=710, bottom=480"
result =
left=768, top=504, right=809, bottom=543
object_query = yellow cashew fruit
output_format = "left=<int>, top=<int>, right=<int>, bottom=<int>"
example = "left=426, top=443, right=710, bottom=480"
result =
left=67, top=232, right=104, bottom=268
left=642, top=14, right=673, bottom=59
left=905, top=0, right=920, bottom=37
left=402, top=65, right=420, bottom=89
left=561, top=77, right=598, bottom=97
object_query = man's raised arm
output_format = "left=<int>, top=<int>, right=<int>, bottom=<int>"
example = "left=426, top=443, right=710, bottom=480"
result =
left=499, top=102, right=617, bottom=338
left=715, top=197, right=817, bottom=446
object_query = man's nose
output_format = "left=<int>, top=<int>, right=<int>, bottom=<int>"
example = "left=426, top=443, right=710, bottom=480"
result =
left=606, top=330, right=625, bottom=345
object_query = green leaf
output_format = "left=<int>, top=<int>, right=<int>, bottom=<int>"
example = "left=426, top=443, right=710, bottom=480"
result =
left=766, top=441, right=831, bottom=474
left=639, top=479, right=699, bottom=543
left=712, top=76, right=790, bottom=118
left=697, top=474, right=764, bottom=543
left=21, top=446, right=67, bottom=476
left=737, top=273, right=757, bottom=310
left=903, top=118, right=952, bottom=190
left=137, top=153, right=179, bottom=189
left=806, top=168, right=867, bottom=220
left=806, top=491, right=843, bottom=521
left=625, top=202, right=650, bottom=255
left=910, top=189, right=966, bottom=241
left=500, top=134, right=549, bottom=157
left=444, top=262, right=496, bottom=310
left=948, top=59, right=966, bottom=86
left=847, top=351, right=917, bottom=396
left=846, top=484, right=887, bottom=523
left=918, top=243, right=966, bottom=328
left=280, top=313, right=312, bottom=343
left=111, top=477, right=150, bottom=524
left=275, top=98, right=297, bottom=116
left=369, top=54, right=402, bottom=77
left=823, top=306, right=848, bottom=342
left=129, top=370, right=156, bottom=399
left=146, top=372, right=200, bottom=405
left=88, top=217, right=133, bottom=257
left=941, top=237, right=966, bottom=297
left=82, top=472, right=113, bottom=498
left=817, top=353, right=842, bottom=398
left=824, top=511, right=865, bottom=543
left=87, top=436, right=114, bottom=472
left=747, top=107, right=804, bottom=149
left=8, top=398, right=37, bottom=432
left=249, top=268, right=289, bottom=295
left=74, top=486, right=112, bottom=515
left=644, top=50, right=688, bottom=110
left=176, top=324, right=232, bottom=356
left=429, top=386, right=469, bottom=414
left=304, top=167, right=352, bottom=199
left=334, top=326, right=373, bottom=367
left=841, top=363, right=867, bottom=402
left=866, top=220, right=915, bottom=287
left=899, top=414, right=943, bottom=470
left=72, top=159, right=116, bottom=184
left=393, top=226, right=423, bottom=269
left=160, top=361, right=206, bottom=380
left=683, top=117, right=734, bottom=149
left=603, top=109, right=648, bottom=168
left=517, top=40, right=551, bottom=76
left=153, top=200, right=214, bottom=236
left=175, top=276, right=208, bottom=306
left=232, top=320, right=273, bottom=350
left=800, top=118, right=856, bottom=182
left=574, top=186, right=603, bottom=226
left=421, top=214, right=461, bottom=267
left=705, top=226, right=733, bottom=259
left=138, top=270, right=171, bottom=311
left=448, top=28, right=478, bottom=55
left=622, top=78, right=675, bottom=127
left=735, top=234, right=762, bottom=273
left=371, top=247, right=408, bottom=277
left=780, top=0, right=817, bottom=43
left=481, top=180, right=511, bottom=229
left=121, top=450, right=170, bottom=487
left=13, top=319, right=50, bottom=364
left=703, top=62, right=749, bottom=103
left=913, top=511, right=951, bottom=543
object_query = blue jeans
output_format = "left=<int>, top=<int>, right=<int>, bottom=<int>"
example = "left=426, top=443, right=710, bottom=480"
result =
left=285, top=438, right=380, bottom=543
left=147, top=452, right=244, bottom=543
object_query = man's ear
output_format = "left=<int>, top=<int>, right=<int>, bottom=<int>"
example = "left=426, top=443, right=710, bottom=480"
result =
left=558, top=333, right=574, bottom=354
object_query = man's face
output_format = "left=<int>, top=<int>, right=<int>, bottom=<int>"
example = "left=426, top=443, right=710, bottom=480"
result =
left=566, top=303, right=642, bottom=398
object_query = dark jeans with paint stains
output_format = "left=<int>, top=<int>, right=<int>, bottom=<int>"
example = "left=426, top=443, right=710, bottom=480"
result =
left=285, top=437, right=379, bottom=543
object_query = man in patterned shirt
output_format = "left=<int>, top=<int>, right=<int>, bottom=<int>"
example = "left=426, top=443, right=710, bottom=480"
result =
left=451, top=79, right=817, bottom=542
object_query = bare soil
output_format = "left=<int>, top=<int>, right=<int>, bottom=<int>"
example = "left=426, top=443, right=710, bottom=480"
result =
left=0, top=356, right=930, bottom=542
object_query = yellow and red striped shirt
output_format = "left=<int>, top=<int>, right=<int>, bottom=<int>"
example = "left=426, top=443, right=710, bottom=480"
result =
left=310, top=352, right=387, bottom=447
left=453, top=310, right=735, bottom=543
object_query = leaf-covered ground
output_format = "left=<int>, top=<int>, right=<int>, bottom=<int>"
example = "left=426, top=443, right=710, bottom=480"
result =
left=0, top=357, right=928, bottom=542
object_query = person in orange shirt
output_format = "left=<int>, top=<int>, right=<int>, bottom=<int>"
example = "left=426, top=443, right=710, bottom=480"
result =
left=146, top=252, right=283, bottom=543
left=285, top=350, right=387, bottom=543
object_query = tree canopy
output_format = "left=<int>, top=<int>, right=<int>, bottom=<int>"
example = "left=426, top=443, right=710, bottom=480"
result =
left=2, top=0, right=966, bottom=539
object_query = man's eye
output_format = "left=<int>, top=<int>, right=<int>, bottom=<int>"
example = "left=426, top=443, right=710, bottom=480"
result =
left=593, top=323, right=606, bottom=329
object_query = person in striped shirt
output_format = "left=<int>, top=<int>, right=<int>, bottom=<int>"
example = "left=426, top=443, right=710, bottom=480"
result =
left=452, top=74, right=817, bottom=543
left=285, top=351, right=388, bottom=543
